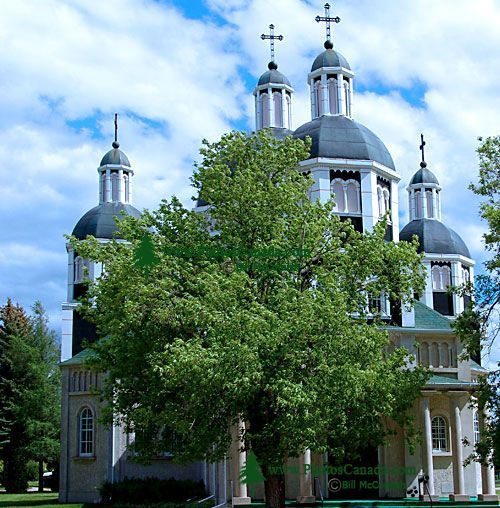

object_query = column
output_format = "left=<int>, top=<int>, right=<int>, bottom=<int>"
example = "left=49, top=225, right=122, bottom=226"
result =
left=391, top=179, right=400, bottom=241
left=268, top=87, right=274, bottom=128
left=320, top=74, right=328, bottom=115
left=449, top=395, right=469, bottom=500
left=337, top=73, right=344, bottom=116
left=281, top=90, right=287, bottom=129
left=360, top=170, right=378, bottom=232
left=118, top=169, right=124, bottom=203
left=310, top=81, right=317, bottom=119
left=478, top=410, right=499, bottom=500
left=255, top=95, right=260, bottom=131
left=451, top=263, right=463, bottom=315
left=297, top=449, right=315, bottom=504
left=421, top=189, right=427, bottom=219
left=105, top=169, right=111, bottom=202
left=431, top=189, right=437, bottom=219
left=348, top=77, right=353, bottom=117
left=98, top=169, right=103, bottom=203
left=421, top=396, right=435, bottom=496
left=233, top=420, right=251, bottom=505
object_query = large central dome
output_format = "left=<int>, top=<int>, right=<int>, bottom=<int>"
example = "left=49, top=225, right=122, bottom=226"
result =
left=293, top=115, right=395, bottom=169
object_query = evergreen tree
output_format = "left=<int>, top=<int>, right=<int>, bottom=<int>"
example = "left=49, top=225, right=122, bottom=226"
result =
left=0, top=300, right=60, bottom=492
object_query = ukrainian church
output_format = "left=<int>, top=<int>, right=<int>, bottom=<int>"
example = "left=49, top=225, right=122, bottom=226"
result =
left=58, top=11, right=498, bottom=506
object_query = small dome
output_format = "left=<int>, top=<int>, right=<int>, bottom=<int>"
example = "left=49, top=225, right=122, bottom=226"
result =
left=409, top=165, right=440, bottom=185
left=72, top=202, right=141, bottom=240
left=100, top=147, right=131, bottom=167
left=399, top=219, right=471, bottom=258
left=258, top=68, right=291, bottom=87
left=311, top=48, right=351, bottom=72
left=293, top=115, right=395, bottom=169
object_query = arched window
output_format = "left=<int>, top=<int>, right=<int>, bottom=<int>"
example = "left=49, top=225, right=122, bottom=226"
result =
left=111, top=173, right=119, bottom=201
left=79, top=407, right=94, bottom=456
left=430, top=342, right=439, bottom=367
left=473, top=412, right=480, bottom=444
left=261, top=93, right=269, bottom=128
left=462, top=266, right=470, bottom=284
left=432, top=265, right=451, bottom=290
left=71, top=372, right=77, bottom=392
left=273, top=92, right=282, bottom=127
left=343, top=80, right=350, bottom=116
left=74, top=256, right=84, bottom=283
left=420, top=342, right=429, bottom=366
left=328, top=78, right=338, bottom=114
left=314, top=80, right=322, bottom=117
left=383, top=188, right=390, bottom=219
left=426, top=191, right=433, bottom=217
left=331, top=179, right=346, bottom=212
left=415, top=190, right=422, bottom=218
left=345, top=180, right=360, bottom=213
left=124, top=174, right=129, bottom=202
left=431, top=416, right=448, bottom=452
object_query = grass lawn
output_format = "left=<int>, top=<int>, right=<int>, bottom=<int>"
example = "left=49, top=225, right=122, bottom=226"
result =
left=0, top=492, right=86, bottom=507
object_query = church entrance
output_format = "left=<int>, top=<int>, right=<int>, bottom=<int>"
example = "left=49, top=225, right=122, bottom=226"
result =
left=327, top=445, right=380, bottom=500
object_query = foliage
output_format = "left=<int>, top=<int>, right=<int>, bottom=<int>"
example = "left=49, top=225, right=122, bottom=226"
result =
left=74, top=129, right=428, bottom=507
left=99, top=477, right=207, bottom=505
left=0, top=300, right=60, bottom=492
left=452, top=135, right=500, bottom=469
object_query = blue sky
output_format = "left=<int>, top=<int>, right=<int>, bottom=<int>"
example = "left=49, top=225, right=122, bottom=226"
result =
left=0, top=0, right=498, bottom=364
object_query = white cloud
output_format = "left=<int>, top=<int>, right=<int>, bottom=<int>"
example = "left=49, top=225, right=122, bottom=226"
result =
left=0, top=0, right=498, bottom=348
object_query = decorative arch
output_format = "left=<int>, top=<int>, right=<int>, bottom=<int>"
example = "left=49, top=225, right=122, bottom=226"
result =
left=331, top=178, right=360, bottom=214
left=343, top=80, right=350, bottom=116
left=432, top=265, right=451, bottom=291
left=74, top=256, right=84, bottom=284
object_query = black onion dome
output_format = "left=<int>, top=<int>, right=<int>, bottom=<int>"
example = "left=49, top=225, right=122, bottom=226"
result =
left=293, top=115, right=395, bottom=169
left=400, top=219, right=471, bottom=258
left=409, top=165, right=440, bottom=185
left=72, top=202, right=141, bottom=240
left=258, top=68, right=291, bottom=87
left=311, top=48, right=351, bottom=72
left=100, top=147, right=131, bottom=167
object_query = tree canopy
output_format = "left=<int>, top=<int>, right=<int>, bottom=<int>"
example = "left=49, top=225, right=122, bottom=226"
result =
left=453, top=135, right=500, bottom=469
left=75, top=129, right=428, bottom=507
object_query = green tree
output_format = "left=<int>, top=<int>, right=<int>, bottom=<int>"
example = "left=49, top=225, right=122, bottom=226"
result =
left=0, top=300, right=60, bottom=492
left=453, top=135, right=500, bottom=469
left=239, top=450, right=265, bottom=497
left=75, top=129, right=428, bottom=508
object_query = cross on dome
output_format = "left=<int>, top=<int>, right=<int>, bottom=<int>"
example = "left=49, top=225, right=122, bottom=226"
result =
left=261, top=24, right=284, bottom=70
left=419, top=133, right=427, bottom=167
left=113, top=113, right=119, bottom=149
left=315, top=2, right=340, bottom=49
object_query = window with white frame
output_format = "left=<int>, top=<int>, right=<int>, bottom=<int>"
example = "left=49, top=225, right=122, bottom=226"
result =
left=328, top=78, right=338, bottom=114
left=473, top=411, right=480, bottom=444
left=462, top=266, right=470, bottom=284
left=331, top=179, right=345, bottom=211
left=431, top=416, right=448, bottom=452
left=377, top=185, right=390, bottom=218
left=79, top=407, right=94, bottom=456
left=432, top=265, right=451, bottom=291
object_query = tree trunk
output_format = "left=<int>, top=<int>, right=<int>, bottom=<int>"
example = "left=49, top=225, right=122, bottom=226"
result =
left=38, top=460, right=44, bottom=492
left=264, top=472, right=286, bottom=508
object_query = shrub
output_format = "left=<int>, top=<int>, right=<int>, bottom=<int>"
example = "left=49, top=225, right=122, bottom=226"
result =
left=99, top=477, right=207, bottom=505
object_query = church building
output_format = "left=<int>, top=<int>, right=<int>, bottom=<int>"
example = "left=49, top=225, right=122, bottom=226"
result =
left=58, top=9, right=498, bottom=505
